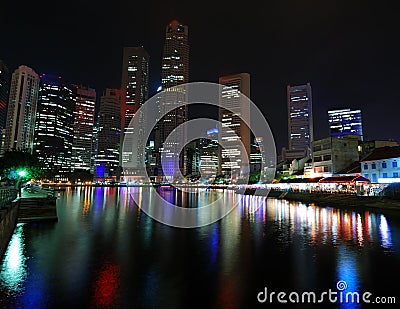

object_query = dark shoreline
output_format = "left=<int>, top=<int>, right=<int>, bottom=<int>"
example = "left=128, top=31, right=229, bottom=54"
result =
left=267, top=190, right=400, bottom=216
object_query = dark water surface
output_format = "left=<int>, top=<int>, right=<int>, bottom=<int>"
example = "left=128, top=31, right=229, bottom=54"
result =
left=1, top=187, right=399, bottom=308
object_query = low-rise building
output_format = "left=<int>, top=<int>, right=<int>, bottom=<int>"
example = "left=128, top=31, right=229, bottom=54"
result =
left=312, top=135, right=360, bottom=177
left=361, top=146, right=400, bottom=183
left=359, top=139, right=399, bottom=159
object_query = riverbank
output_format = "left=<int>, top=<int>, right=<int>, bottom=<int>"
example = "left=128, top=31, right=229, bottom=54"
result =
left=267, top=190, right=400, bottom=214
left=0, top=198, right=19, bottom=259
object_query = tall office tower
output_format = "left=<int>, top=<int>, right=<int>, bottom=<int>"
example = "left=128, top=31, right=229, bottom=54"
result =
left=250, top=137, right=263, bottom=174
left=199, top=128, right=219, bottom=182
left=95, top=88, right=121, bottom=182
left=145, top=140, right=157, bottom=178
left=218, top=73, right=251, bottom=180
left=71, top=85, right=96, bottom=173
left=91, top=123, right=98, bottom=174
left=186, top=140, right=200, bottom=176
left=0, top=60, right=10, bottom=154
left=284, top=83, right=313, bottom=160
left=156, top=20, right=189, bottom=179
left=4, top=65, right=40, bottom=153
left=120, top=46, right=149, bottom=168
left=34, top=75, right=75, bottom=181
left=328, top=108, right=363, bottom=140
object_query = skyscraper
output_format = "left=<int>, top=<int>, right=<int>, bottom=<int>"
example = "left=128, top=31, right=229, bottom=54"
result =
left=285, top=83, right=313, bottom=160
left=199, top=128, right=219, bottom=182
left=71, top=85, right=96, bottom=173
left=120, top=46, right=149, bottom=164
left=156, top=20, right=189, bottom=179
left=219, top=73, right=251, bottom=180
left=328, top=108, right=363, bottom=140
left=95, top=88, right=121, bottom=182
left=160, top=20, right=189, bottom=89
left=4, top=65, right=40, bottom=153
left=34, top=75, right=75, bottom=181
left=0, top=60, right=10, bottom=154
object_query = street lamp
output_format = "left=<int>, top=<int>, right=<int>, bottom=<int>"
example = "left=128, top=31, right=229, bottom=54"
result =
left=17, top=169, right=27, bottom=197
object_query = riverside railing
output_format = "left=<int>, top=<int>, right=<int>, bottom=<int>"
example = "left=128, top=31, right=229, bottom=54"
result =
left=0, top=187, right=18, bottom=209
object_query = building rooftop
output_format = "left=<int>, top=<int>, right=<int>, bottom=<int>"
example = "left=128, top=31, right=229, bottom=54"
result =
left=361, top=146, right=400, bottom=162
left=336, top=161, right=361, bottom=174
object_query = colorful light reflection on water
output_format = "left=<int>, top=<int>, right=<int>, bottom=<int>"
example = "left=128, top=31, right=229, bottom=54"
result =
left=0, top=187, right=398, bottom=308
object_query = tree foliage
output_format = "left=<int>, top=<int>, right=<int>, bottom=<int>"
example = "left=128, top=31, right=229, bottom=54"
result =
left=0, top=150, right=44, bottom=181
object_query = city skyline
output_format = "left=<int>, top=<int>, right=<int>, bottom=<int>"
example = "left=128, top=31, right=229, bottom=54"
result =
left=1, top=3, right=400, bottom=307
left=1, top=1, right=399, bottom=152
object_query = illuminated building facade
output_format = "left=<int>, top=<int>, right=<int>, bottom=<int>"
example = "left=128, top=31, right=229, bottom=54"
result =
left=286, top=83, right=313, bottom=155
left=218, top=73, right=251, bottom=180
left=250, top=137, right=263, bottom=174
left=71, top=85, right=96, bottom=172
left=199, top=128, right=219, bottom=182
left=361, top=146, right=400, bottom=183
left=120, top=46, right=149, bottom=167
left=186, top=140, right=200, bottom=176
left=145, top=140, right=157, bottom=178
left=34, top=75, right=75, bottom=181
left=0, top=60, right=9, bottom=154
left=4, top=65, right=40, bottom=153
left=95, top=88, right=121, bottom=182
left=328, top=108, right=363, bottom=140
left=156, top=20, right=189, bottom=179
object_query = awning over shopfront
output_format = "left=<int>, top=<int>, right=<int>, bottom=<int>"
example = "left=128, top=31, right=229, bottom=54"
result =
left=279, top=177, right=323, bottom=183
left=318, top=175, right=371, bottom=184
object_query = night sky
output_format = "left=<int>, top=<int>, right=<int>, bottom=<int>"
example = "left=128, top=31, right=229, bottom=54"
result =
left=1, top=0, right=399, bottom=152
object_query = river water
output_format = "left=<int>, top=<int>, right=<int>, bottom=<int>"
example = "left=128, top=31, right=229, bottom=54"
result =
left=0, top=187, right=399, bottom=308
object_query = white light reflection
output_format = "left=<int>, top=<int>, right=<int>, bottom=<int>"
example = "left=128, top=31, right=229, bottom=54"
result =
left=321, top=208, right=328, bottom=243
left=356, top=214, right=364, bottom=247
left=331, top=211, right=338, bottom=244
left=241, top=195, right=267, bottom=222
left=379, top=215, right=392, bottom=249
left=0, top=223, right=28, bottom=294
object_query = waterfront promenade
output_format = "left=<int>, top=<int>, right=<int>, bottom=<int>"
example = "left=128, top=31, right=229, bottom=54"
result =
left=18, top=186, right=57, bottom=223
